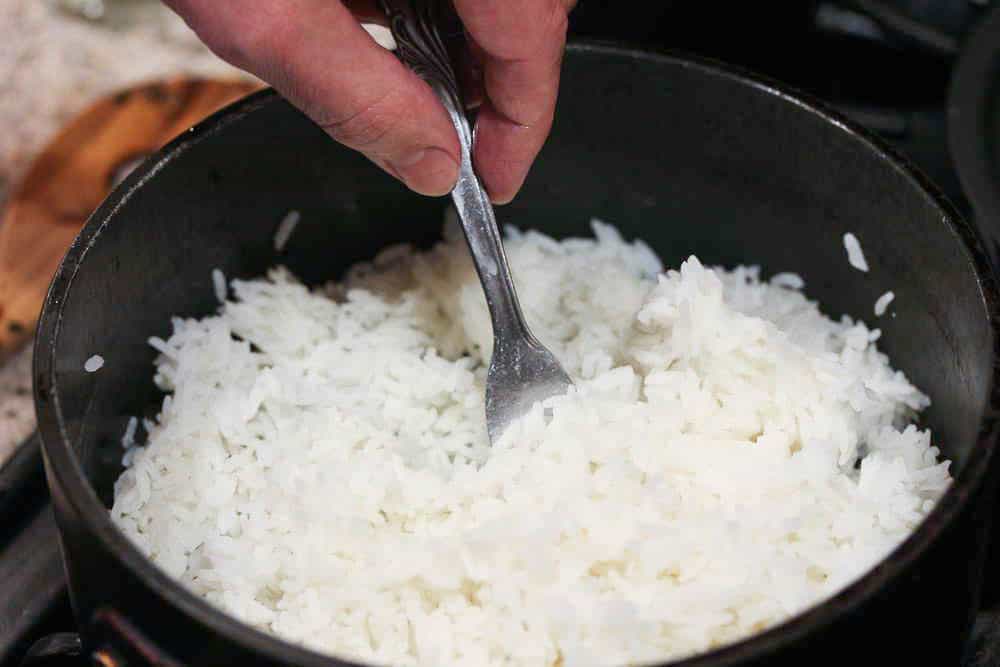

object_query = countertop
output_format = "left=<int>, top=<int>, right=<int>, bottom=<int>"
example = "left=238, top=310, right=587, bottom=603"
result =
left=0, top=0, right=244, bottom=464
left=0, top=1, right=394, bottom=465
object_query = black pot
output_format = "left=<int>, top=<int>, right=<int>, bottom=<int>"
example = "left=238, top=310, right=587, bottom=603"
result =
left=949, top=3, right=1000, bottom=267
left=33, top=43, right=1000, bottom=666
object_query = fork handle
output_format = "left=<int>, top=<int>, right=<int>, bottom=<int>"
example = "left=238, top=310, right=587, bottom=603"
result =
left=380, top=0, right=532, bottom=342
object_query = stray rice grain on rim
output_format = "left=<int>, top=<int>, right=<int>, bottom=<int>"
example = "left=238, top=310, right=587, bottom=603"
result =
left=84, top=354, right=104, bottom=372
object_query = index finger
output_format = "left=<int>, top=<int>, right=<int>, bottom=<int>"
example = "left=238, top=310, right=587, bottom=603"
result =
left=453, top=0, right=572, bottom=203
left=164, top=0, right=461, bottom=196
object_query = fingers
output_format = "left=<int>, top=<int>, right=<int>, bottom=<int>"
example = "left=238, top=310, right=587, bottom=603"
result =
left=163, top=0, right=571, bottom=202
left=164, top=0, right=459, bottom=196
left=453, top=0, right=571, bottom=203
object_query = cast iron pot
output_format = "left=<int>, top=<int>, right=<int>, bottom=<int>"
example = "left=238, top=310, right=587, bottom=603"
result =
left=33, top=42, right=1000, bottom=666
left=950, top=2, right=1000, bottom=267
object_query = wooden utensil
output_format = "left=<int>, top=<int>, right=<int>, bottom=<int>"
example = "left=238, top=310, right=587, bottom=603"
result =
left=0, top=76, right=261, bottom=362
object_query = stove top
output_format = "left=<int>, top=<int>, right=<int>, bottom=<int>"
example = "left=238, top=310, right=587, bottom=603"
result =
left=571, top=0, right=995, bottom=216
left=2, top=1, right=999, bottom=665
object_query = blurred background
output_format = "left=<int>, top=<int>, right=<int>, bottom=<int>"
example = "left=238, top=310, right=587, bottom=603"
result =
left=1, top=0, right=999, bottom=664
left=1, top=0, right=244, bottom=204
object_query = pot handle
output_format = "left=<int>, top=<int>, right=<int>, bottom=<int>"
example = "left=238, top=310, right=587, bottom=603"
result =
left=1, top=505, right=69, bottom=665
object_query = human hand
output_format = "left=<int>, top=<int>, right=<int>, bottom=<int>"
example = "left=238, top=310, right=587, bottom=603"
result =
left=165, top=0, right=575, bottom=203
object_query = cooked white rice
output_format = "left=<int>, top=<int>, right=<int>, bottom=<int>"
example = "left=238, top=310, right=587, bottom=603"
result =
left=273, top=210, right=301, bottom=252
left=875, top=290, right=895, bottom=317
left=112, top=220, right=949, bottom=666
left=843, top=232, right=869, bottom=272
left=212, top=268, right=227, bottom=303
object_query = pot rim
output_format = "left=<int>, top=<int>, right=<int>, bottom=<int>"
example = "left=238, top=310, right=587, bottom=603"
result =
left=34, top=41, right=1000, bottom=667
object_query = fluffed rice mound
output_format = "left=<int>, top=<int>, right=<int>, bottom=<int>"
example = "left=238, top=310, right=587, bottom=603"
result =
left=112, top=220, right=950, bottom=667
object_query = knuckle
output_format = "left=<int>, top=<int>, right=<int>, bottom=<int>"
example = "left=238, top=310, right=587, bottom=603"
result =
left=543, top=1, right=570, bottom=43
left=318, top=91, right=406, bottom=153
left=233, top=21, right=288, bottom=68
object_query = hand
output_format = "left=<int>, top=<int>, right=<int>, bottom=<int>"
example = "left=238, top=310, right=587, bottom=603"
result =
left=164, top=0, right=575, bottom=204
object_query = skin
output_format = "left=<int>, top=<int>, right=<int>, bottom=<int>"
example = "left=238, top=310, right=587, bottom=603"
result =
left=164, top=0, right=576, bottom=204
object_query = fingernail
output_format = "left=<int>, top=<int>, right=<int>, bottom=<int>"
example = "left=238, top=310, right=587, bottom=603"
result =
left=490, top=189, right=517, bottom=206
left=390, top=148, right=459, bottom=197
left=487, top=170, right=527, bottom=206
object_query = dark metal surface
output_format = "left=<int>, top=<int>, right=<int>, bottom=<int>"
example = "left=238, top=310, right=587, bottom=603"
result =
left=844, top=0, right=962, bottom=54
left=28, top=42, right=1000, bottom=666
left=949, top=4, right=1000, bottom=262
left=0, top=507, right=67, bottom=666
left=0, top=432, right=68, bottom=667
left=0, top=436, right=47, bottom=539
left=567, top=1, right=973, bottom=212
left=948, top=3, right=1000, bottom=618
left=88, top=609, right=183, bottom=667
left=570, top=2, right=956, bottom=106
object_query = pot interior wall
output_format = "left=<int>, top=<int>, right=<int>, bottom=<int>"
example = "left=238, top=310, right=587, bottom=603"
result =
left=47, top=47, right=992, bottom=517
